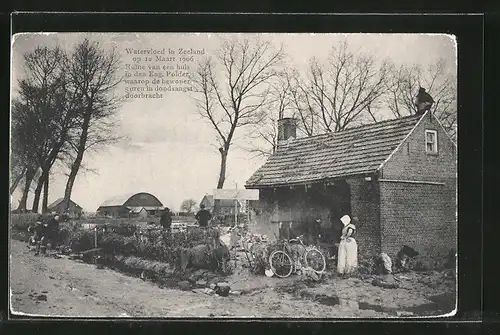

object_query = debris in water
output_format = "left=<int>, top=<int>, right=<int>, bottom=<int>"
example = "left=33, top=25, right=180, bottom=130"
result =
left=372, top=275, right=399, bottom=289
left=36, top=294, right=47, bottom=301
left=215, top=282, right=230, bottom=297
left=195, top=280, right=207, bottom=288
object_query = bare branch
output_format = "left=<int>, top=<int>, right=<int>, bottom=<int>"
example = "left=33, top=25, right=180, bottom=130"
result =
left=191, top=38, right=284, bottom=188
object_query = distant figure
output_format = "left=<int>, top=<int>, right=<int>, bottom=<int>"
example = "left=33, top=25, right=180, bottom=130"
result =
left=415, top=87, right=435, bottom=115
left=195, top=204, right=212, bottom=228
left=306, top=218, right=322, bottom=245
left=28, top=219, right=45, bottom=255
left=160, top=207, right=172, bottom=231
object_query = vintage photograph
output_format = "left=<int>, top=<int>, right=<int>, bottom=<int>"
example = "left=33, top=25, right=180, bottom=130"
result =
left=9, top=32, right=457, bottom=318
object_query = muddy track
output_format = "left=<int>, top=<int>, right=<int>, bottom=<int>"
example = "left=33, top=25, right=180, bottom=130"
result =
left=9, top=239, right=454, bottom=318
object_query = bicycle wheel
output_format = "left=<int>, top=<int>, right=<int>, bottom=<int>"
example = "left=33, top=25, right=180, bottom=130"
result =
left=269, top=250, right=293, bottom=278
left=304, top=248, right=326, bottom=274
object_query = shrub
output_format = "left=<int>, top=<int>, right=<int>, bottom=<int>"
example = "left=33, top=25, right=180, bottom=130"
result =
left=66, top=229, right=95, bottom=252
left=99, top=233, right=138, bottom=256
left=10, top=213, right=40, bottom=231
left=101, top=223, right=138, bottom=237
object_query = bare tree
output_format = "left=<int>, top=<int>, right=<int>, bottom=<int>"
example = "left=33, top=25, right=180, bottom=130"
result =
left=191, top=38, right=284, bottom=188
left=11, top=101, right=39, bottom=211
left=288, top=70, right=318, bottom=137
left=244, top=70, right=294, bottom=157
left=180, top=199, right=197, bottom=214
left=11, top=46, right=75, bottom=213
left=61, top=38, right=123, bottom=212
left=10, top=103, right=30, bottom=196
left=302, top=41, right=391, bottom=132
left=385, top=58, right=457, bottom=140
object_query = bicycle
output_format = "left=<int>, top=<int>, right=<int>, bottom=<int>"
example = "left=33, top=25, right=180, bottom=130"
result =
left=268, top=235, right=326, bottom=278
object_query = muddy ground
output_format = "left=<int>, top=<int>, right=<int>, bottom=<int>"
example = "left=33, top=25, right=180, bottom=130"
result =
left=9, top=239, right=456, bottom=318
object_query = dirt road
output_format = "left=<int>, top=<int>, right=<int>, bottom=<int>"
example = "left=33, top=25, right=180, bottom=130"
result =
left=9, top=239, right=454, bottom=318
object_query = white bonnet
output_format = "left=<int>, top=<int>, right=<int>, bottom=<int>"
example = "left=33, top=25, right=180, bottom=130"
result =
left=340, top=215, right=351, bottom=226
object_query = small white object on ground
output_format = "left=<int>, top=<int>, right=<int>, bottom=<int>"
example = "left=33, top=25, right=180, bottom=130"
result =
left=380, top=253, right=392, bottom=274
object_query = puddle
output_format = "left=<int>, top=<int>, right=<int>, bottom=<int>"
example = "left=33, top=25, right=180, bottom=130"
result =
left=317, top=295, right=340, bottom=306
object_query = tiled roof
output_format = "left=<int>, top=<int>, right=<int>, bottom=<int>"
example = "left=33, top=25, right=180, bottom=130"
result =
left=245, top=114, right=424, bottom=188
left=47, top=197, right=82, bottom=209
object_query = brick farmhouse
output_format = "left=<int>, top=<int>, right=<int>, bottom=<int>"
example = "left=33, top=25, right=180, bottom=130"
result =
left=245, top=111, right=457, bottom=260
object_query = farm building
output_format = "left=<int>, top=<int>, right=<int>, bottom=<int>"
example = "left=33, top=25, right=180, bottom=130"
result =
left=96, top=192, right=164, bottom=218
left=245, top=112, right=457, bottom=260
left=47, top=198, right=83, bottom=216
left=200, top=194, right=244, bottom=216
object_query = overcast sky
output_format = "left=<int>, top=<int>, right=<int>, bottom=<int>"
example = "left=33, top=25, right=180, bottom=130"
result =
left=11, top=33, right=457, bottom=212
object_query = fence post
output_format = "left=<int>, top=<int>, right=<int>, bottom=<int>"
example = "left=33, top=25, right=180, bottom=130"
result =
left=234, top=200, right=238, bottom=226
left=94, top=226, right=98, bottom=248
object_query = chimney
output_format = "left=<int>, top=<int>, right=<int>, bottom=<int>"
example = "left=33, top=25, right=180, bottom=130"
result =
left=277, top=118, right=297, bottom=148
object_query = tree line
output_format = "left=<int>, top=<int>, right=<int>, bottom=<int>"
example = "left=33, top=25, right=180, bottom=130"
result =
left=11, top=38, right=122, bottom=213
left=191, top=37, right=457, bottom=190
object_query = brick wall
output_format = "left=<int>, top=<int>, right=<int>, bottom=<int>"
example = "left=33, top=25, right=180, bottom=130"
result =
left=346, top=177, right=381, bottom=257
left=379, top=181, right=457, bottom=259
left=379, top=112, right=457, bottom=259
left=380, top=113, right=457, bottom=181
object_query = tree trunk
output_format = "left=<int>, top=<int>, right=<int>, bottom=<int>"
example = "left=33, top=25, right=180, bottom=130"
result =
left=10, top=166, right=27, bottom=195
left=42, top=175, right=49, bottom=213
left=17, top=166, right=35, bottom=212
left=62, top=117, right=90, bottom=212
left=213, top=148, right=229, bottom=217
left=32, top=174, right=44, bottom=213
left=216, top=148, right=228, bottom=189
left=33, top=136, right=67, bottom=213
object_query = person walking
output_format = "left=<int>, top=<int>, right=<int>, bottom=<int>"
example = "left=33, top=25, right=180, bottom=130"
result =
left=160, top=207, right=172, bottom=232
left=337, top=214, right=358, bottom=277
left=195, top=204, right=212, bottom=228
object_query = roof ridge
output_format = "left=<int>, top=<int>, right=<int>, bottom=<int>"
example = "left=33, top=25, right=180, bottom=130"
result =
left=290, top=114, right=421, bottom=143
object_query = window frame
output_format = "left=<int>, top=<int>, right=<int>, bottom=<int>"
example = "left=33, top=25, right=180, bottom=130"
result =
left=425, top=129, right=438, bottom=154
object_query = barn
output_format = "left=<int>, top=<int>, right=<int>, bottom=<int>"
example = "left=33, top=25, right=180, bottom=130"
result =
left=96, top=192, right=164, bottom=218
left=245, top=111, right=457, bottom=261
left=47, top=198, right=83, bottom=216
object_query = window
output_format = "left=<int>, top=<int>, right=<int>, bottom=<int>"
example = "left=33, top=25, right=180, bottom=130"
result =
left=425, top=130, right=438, bottom=154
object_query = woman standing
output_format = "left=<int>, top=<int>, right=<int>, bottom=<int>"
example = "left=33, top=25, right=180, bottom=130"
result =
left=337, top=215, right=358, bottom=277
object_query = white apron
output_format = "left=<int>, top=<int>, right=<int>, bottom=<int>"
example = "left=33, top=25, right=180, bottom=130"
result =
left=337, top=223, right=358, bottom=274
